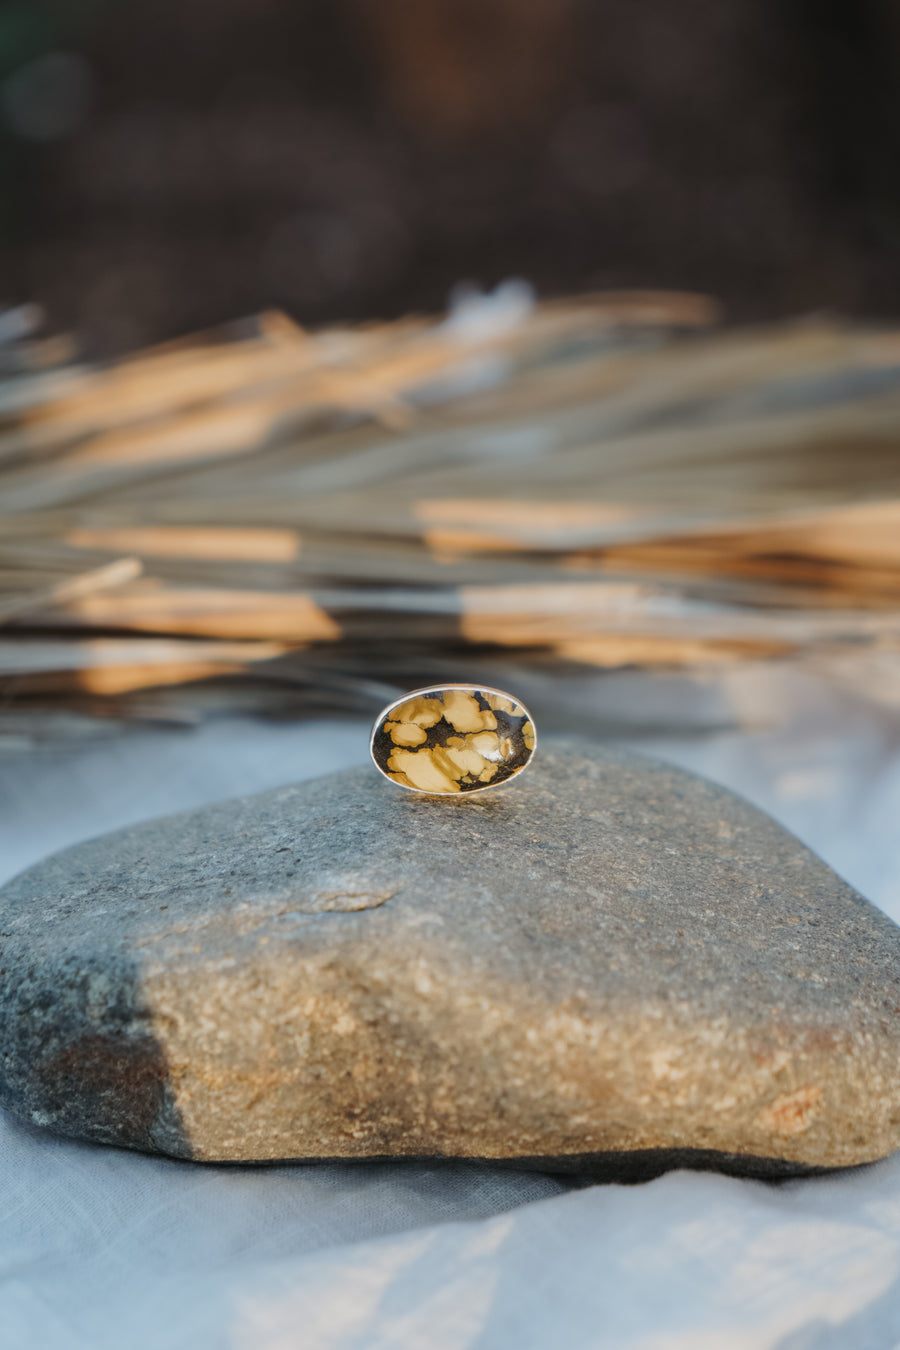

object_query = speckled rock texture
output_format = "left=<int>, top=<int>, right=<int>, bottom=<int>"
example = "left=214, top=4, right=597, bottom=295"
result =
left=2, top=743, right=900, bottom=1177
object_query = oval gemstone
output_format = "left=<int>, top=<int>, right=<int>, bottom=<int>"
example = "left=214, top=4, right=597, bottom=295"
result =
left=371, top=685, right=536, bottom=795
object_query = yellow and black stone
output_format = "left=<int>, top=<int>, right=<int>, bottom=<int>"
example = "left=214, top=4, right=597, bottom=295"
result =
left=370, top=685, right=536, bottom=795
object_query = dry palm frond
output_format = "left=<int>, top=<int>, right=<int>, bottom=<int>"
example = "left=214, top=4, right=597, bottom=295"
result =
left=1, top=287, right=899, bottom=751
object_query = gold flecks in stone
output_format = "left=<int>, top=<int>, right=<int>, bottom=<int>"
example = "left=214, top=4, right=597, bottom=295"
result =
left=441, top=735, right=497, bottom=779
left=386, top=721, right=428, bottom=747
left=371, top=685, right=536, bottom=795
left=446, top=730, right=502, bottom=760
left=486, top=693, right=519, bottom=715
left=440, top=689, right=497, bottom=734
left=391, top=696, right=445, bottom=728
left=387, top=748, right=462, bottom=793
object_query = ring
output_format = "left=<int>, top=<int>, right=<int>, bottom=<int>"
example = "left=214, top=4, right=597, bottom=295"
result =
left=370, top=684, right=536, bottom=796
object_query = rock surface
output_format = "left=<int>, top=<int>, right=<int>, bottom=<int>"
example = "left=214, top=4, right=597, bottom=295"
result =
left=2, top=743, right=900, bottom=1175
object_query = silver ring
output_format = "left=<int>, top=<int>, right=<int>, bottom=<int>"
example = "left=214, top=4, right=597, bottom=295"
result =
left=370, top=684, right=536, bottom=796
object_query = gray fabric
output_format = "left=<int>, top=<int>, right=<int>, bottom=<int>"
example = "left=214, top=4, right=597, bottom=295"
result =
left=1, top=670, right=899, bottom=1349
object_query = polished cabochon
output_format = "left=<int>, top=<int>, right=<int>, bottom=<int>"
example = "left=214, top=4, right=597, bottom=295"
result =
left=370, top=685, right=536, bottom=795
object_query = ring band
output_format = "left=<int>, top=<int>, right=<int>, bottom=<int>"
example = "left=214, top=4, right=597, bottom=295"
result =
left=370, top=684, right=536, bottom=796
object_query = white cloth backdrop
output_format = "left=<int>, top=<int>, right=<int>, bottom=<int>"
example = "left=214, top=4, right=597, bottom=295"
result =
left=2, top=666, right=900, bottom=1350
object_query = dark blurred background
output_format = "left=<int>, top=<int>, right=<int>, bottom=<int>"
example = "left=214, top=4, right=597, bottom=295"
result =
left=2, top=0, right=900, bottom=355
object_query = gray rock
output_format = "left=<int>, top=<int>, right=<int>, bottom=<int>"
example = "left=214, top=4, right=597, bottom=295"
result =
left=2, top=743, right=900, bottom=1177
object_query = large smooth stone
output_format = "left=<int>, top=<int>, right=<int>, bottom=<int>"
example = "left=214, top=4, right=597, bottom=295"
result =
left=2, top=744, right=900, bottom=1176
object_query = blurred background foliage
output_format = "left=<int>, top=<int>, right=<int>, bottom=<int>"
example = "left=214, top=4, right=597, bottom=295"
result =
left=1, top=0, right=900, bottom=356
